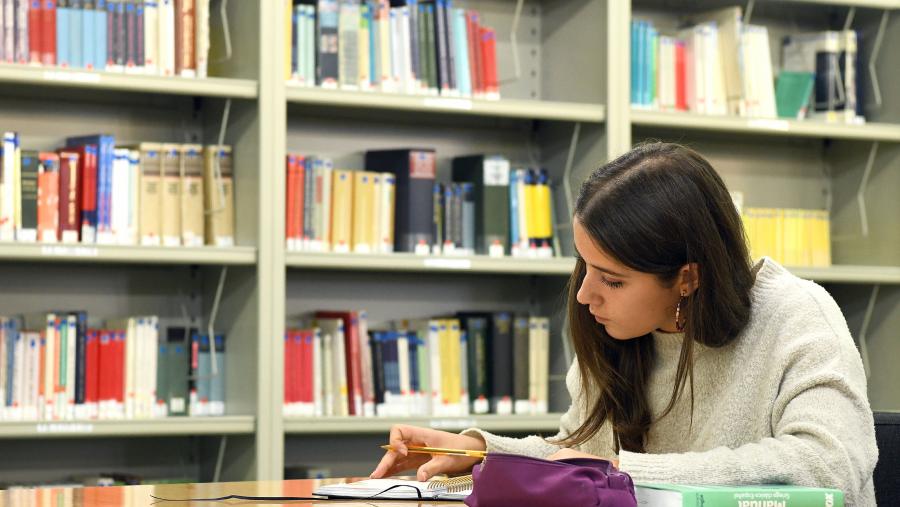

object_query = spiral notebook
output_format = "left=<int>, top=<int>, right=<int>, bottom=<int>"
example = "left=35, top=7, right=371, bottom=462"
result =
left=313, top=475, right=474, bottom=500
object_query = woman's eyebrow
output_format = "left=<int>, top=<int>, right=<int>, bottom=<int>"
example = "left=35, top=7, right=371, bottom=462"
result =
left=574, top=247, right=627, bottom=277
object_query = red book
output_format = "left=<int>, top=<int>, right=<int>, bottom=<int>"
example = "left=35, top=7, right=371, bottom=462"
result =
left=675, top=41, right=687, bottom=111
left=56, top=150, right=81, bottom=243
left=482, top=27, right=498, bottom=98
left=29, top=0, right=42, bottom=63
left=283, top=332, right=293, bottom=405
left=114, top=331, right=125, bottom=406
left=86, top=329, right=100, bottom=408
left=295, top=156, right=305, bottom=244
left=467, top=12, right=482, bottom=97
left=40, top=0, right=55, bottom=65
left=98, top=331, right=111, bottom=408
left=286, top=156, right=296, bottom=247
left=291, top=329, right=313, bottom=403
left=315, top=311, right=363, bottom=416
left=37, top=152, right=60, bottom=243
left=74, top=144, right=98, bottom=240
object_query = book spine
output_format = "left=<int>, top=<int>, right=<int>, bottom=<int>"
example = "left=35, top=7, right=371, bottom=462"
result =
left=68, top=0, right=81, bottom=68
left=15, top=0, right=29, bottom=63
left=18, top=151, right=39, bottom=239
left=81, top=0, right=95, bottom=68
left=28, top=0, right=42, bottom=64
left=143, top=0, right=156, bottom=72
left=193, top=0, right=206, bottom=77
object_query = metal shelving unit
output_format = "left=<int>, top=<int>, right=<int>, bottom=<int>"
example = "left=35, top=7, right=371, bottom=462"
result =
left=0, top=416, right=255, bottom=439
left=0, top=64, right=258, bottom=98
left=284, top=414, right=563, bottom=434
left=0, top=244, right=257, bottom=266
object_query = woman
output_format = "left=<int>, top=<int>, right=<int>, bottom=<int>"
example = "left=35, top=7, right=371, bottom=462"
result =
left=370, top=142, right=877, bottom=505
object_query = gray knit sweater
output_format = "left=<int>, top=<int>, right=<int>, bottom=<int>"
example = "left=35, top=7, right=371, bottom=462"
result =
left=463, top=258, right=878, bottom=505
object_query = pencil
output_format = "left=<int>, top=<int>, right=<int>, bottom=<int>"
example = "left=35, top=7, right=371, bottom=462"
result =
left=380, top=445, right=488, bottom=458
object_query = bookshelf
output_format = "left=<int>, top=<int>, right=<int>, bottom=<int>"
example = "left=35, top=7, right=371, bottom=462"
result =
left=0, top=0, right=896, bottom=488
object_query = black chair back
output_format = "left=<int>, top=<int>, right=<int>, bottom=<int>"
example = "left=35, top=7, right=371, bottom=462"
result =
left=874, top=411, right=900, bottom=506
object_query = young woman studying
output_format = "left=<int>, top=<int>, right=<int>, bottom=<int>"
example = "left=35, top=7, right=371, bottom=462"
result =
left=370, top=142, right=878, bottom=505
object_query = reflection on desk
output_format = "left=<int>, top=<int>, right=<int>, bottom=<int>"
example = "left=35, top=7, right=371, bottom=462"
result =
left=0, top=478, right=464, bottom=507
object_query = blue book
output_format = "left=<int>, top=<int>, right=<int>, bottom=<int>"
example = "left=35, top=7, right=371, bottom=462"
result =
left=367, top=1, right=376, bottom=86
left=66, top=134, right=115, bottom=241
left=82, top=0, right=95, bottom=69
left=57, top=0, right=71, bottom=67
left=106, top=0, right=115, bottom=67
left=452, top=8, right=470, bottom=96
left=95, top=0, right=107, bottom=69
left=69, top=0, right=83, bottom=68
left=291, top=5, right=299, bottom=76
left=630, top=20, right=638, bottom=104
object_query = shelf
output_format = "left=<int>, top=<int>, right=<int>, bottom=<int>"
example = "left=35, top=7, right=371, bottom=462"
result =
left=789, top=265, right=900, bottom=284
left=286, top=86, right=606, bottom=123
left=0, top=416, right=256, bottom=439
left=286, top=252, right=576, bottom=276
left=785, top=0, right=900, bottom=8
left=284, top=414, right=563, bottom=434
left=0, top=243, right=257, bottom=266
left=0, top=64, right=258, bottom=99
left=631, top=110, right=900, bottom=142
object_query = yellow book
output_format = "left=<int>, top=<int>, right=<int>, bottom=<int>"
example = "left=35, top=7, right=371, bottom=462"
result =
left=534, top=171, right=552, bottom=240
left=331, top=169, right=354, bottom=253
left=137, top=143, right=162, bottom=246
left=782, top=208, right=801, bottom=267
left=758, top=208, right=775, bottom=262
left=179, top=144, right=205, bottom=247
left=203, top=145, right=235, bottom=247
left=160, top=144, right=182, bottom=246
left=438, top=320, right=453, bottom=407
left=447, top=319, right=462, bottom=409
left=772, top=208, right=785, bottom=264
left=818, top=210, right=832, bottom=267
left=524, top=170, right=538, bottom=243
left=352, top=171, right=375, bottom=253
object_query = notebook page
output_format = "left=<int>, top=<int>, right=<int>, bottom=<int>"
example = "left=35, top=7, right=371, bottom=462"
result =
left=313, top=478, right=446, bottom=499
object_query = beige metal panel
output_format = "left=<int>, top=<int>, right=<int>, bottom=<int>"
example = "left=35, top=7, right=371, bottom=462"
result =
left=286, top=87, right=605, bottom=123
left=284, top=414, right=563, bottom=434
left=0, top=244, right=256, bottom=265
left=540, top=0, right=606, bottom=104
left=632, top=110, right=900, bottom=142
left=0, top=64, right=257, bottom=98
left=0, top=417, right=255, bottom=439
left=286, top=252, right=575, bottom=275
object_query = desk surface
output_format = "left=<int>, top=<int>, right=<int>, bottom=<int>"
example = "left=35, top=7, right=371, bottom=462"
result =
left=0, top=478, right=462, bottom=506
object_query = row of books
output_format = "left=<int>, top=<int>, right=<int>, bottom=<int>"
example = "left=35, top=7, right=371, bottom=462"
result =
left=285, top=150, right=556, bottom=257
left=288, top=0, right=500, bottom=99
left=742, top=208, right=831, bottom=268
left=1, top=0, right=211, bottom=77
left=0, top=134, right=235, bottom=247
left=284, top=310, right=551, bottom=418
left=0, top=315, right=226, bottom=421
left=631, top=7, right=861, bottom=123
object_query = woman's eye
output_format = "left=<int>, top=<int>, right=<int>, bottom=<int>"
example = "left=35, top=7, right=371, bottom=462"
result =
left=601, top=277, right=624, bottom=289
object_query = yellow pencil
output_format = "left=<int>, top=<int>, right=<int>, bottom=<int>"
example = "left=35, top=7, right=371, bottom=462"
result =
left=380, top=445, right=488, bottom=458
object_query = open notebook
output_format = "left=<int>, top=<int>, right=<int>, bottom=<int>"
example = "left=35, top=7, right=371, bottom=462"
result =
left=313, top=476, right=473, bottom=501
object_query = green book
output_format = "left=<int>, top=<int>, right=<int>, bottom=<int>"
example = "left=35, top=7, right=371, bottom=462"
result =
left=775, top=71, right=815, bottom=119
left=635, top=483, right=844, bottom=507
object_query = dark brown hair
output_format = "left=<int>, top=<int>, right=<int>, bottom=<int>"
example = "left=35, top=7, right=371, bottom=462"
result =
left=556, top=142, right=753, bottom=453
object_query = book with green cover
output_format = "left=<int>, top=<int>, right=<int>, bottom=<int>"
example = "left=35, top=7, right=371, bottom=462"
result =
left=635, top=483, right=843, bottom=507
left=775, top=71, right=815, bottom=119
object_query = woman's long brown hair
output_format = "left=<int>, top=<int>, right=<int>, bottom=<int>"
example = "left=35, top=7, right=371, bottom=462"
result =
left=554, top=142, right=754, bottom=453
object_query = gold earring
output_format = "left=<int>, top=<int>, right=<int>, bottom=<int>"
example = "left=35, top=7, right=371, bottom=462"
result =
left=675, top=290, right=687, bottom=332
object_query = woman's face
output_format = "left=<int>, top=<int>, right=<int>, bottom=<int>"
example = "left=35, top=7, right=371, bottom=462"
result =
left=573, top=219, right=683, bottom=339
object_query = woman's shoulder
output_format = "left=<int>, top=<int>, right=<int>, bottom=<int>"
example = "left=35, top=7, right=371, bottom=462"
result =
left=743, top=257, right=853, bottom=348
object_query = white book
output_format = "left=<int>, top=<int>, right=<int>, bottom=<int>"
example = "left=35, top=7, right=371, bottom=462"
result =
left=399, top=6, right=413, bottom=94
left=377, top=0, right=393, bottom=92
left=396, top=331, right=411, bottom=416
left=158, top=0, right=176, bottom=76
left=25, top=332, right=40, bottom=421
left=144, top=1, right=159, bottom=73
left=195, top=0, right=210, bottom=78
left=358, top=311, right=375, bottom=417
left=312, top=328, right=323, bottom=416
left=338, top=0, right=360, bottom=90
left=528, top=317, right=539, bottom=415
left=65, top=315, right=76, bottom=420
left=536, top=317, right=550, bottom=415
left=12, top=330, right=24, bottom=421
left=0, top=132, right=16, bottom=241
left=427, top=320, right=442, bottom=416
left=42, top=315, right=56, bottom=420
left=0, top=321, right=6, bottom=419
left=305, top=5, right=316, bottom=87
left=379, top=172, right=395, bottom=253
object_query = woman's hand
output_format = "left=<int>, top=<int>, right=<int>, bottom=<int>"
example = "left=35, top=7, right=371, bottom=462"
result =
left=370, top=424, right=487, bottom=481
left=548, top=448, right=619, bottom=468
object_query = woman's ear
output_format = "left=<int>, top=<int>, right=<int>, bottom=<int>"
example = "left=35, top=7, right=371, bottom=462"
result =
left=679, top=263, right=700, bottom=295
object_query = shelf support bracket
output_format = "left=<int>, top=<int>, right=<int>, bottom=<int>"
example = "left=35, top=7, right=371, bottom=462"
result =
left=744, top=0, right=755, bottom=25
left=213, top=435, right=228, bottom=482
left=868, top=10, right=889, bottom=110
left=842, top=7, right=856, bottom=31
left=857, top=141, right=878, bottom=237
left=213, top=0, right=233, bottom=63
left=562, top=122, right=581, bottom=220
left=506, top=0, right=524, bottom=82
left=858, top=284, right=879, bottom=379
left=206, top=98, right=232, bottom=217
left=208, top=266, right=228, bottom=375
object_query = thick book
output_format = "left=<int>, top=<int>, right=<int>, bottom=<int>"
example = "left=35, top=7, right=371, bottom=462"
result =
left=160, top=143, right=181, bottom=246
left=317, top=0, right=339, bottom=87
left=179, top=144, right=204, bottom=246
left=56, top=150, right=81, bottom=243
left=314, top=477, right=471, bottom=500
left=18, top=150, right=40, bottom=242
left=455, top=313, right=490, bottom=414
left=365, top=149, right=436, bottom=253
left=174, top=0, right=195, bottom=76
left=136, top=143, right=162, bottom=246
left=37, top=152, right=60, bottom=243
left=203, top=145, right=234, bottom=247
left=635, top=483, right=844, bottom=507
left=451, top=154, right=510, bottom=255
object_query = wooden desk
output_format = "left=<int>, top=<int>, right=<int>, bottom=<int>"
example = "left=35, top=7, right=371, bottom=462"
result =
left=0, top=478, right=463, bottom=506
